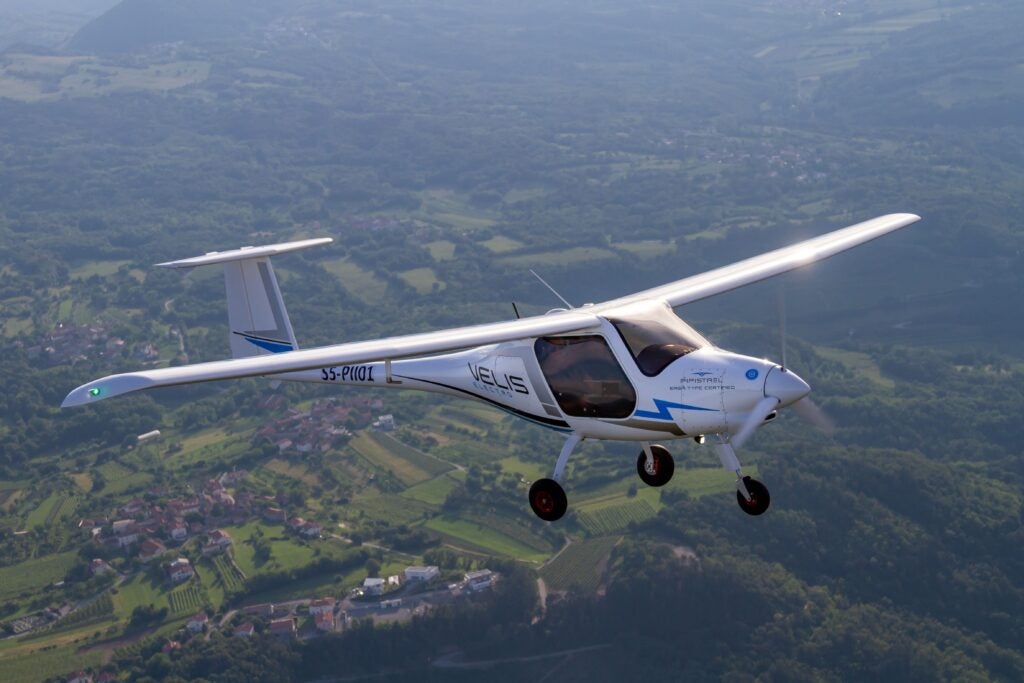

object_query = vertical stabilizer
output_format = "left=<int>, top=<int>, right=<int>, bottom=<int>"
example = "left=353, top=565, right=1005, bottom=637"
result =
left=224, top=257, right=297, bottom=357
left=155, top=237, right=333, bottom=359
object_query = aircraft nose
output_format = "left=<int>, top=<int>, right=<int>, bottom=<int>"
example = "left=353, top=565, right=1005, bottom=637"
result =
left=764, top=367, right=810, bottom=407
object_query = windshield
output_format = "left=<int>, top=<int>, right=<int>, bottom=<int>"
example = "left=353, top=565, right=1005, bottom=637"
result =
left=608, top=308, right=709, bottom=377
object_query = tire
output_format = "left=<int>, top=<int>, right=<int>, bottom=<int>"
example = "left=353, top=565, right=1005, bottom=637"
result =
left=528, top=478, right=568, bottom=522
left=636, top=445, right=674, bottom=487
left=736, top=476, right=770, bottom=516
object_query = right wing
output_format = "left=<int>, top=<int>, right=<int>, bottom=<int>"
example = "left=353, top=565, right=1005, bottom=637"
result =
left=62, top=311, right=600, bottom=407
left=595, top=213, right=921, bottom=311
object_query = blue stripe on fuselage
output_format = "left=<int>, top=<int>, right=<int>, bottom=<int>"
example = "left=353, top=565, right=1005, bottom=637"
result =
left=634, top=398, right=717, bottom=421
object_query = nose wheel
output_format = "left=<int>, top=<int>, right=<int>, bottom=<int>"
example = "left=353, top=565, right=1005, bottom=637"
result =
left=636, top=444, right=674, bottom=487
left=736, top=476, right=770, bottom=516
left=529, top=478, right=568, bottom=521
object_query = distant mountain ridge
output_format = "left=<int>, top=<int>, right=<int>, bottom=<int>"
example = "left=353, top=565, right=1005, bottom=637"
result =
left=66, top=0, right=287, bottom=54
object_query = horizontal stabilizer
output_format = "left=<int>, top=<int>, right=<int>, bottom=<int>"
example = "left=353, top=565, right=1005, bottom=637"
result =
left=156, top=237, right=333, bottom=269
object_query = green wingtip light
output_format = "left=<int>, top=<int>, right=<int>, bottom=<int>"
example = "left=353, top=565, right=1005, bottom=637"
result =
left=89, top=387, right=102, bottom=397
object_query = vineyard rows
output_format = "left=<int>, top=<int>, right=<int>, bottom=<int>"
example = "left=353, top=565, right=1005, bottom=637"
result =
left=540, top=536, right=620, bottom=593
left=577, top=498, right=656, bottom=536
left=213, top=554, right=245, bottom=591
left=168, top=585, right=204, bottom=613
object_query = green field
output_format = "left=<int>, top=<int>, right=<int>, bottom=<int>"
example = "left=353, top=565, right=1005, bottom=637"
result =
left=115, top=573, right=171, bottom=617
left=0, top=646, right=104, bottom=683
left=401, top=473, right=460, bottom=506
left=69, top=260, right=130, bottom=280
left=212, top=554, right=246, bottom=589
left=611, top=240, right=674, bottom=258
left=576, top=498, right=658, bottom=536
left=500, top=246, right=616, bottom=267
left=399, top=267, right=445, bottom=294
left=349, top=493, right=434, bottom=525
left=496, top=457, right=548, bottom=481
left=168, top=584, right=205, bottom=614
left=816, top=346, right=896, bottom=390
left=425, top=516, right=551, bottom=561
left=480, top=235, right=524, bottom=253
left=228, top=522, right=317, bottom=577
left=321, top=258, right=390, bottom=305
left=540, top=536, right=620, bottom=593
left=0, top=551, right=78, bottom=600
left=24, top=492, right=62, bottom=529
left=426, top=240, right=456, bottom=261
left=350, top=432, right=450, bottom=486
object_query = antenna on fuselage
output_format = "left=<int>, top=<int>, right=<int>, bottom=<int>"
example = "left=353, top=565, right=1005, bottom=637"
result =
left=511, top=301, right=522, bottom=319
left=529, top=269, right=574, bottom=310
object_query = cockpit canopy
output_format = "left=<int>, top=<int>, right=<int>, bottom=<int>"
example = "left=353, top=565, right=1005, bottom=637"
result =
left=608, top=306, right=709, bottom=377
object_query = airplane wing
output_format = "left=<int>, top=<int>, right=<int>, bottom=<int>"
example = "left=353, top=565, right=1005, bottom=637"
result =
left=62, top=311, right=601, bottom=407
left=596, top=213, right=921, bottom=311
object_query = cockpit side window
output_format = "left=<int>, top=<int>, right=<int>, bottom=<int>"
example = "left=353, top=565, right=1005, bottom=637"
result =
left=609, top=310, right=708, bottom=377
left=534, top=335, right=637, bottom=419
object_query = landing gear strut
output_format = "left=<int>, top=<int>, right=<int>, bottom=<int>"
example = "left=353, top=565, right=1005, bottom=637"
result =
left=528, top=434, right=580, bottom=522
left=636, top=443, right=674, bottom=487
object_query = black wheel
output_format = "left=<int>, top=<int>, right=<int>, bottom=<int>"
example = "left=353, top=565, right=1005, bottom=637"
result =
left=636, top=445, right=674, bottom=487
left=529, top=478, right=568, bottom=522
left=736, top=476, right=770, bottom=516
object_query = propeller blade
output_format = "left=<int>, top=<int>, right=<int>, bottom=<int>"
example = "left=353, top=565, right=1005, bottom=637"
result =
left=732, top=396, right=780, bottom=448
left=792, top=397, right=836, bottom=435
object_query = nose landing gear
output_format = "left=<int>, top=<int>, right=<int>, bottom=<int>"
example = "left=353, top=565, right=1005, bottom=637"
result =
left=735, top=476, right=770, bottom=516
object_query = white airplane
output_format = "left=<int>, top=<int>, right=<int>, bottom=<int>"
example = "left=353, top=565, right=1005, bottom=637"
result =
left=63, top=213, right=920, bottom=521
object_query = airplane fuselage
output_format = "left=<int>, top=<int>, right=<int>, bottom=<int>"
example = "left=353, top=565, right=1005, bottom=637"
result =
left=276, top=316, right=792, bottom=443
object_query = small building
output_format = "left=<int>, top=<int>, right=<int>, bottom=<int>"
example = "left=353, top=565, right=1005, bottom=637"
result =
left=167, top=557, right=194, bottom=583
left=234, top=622, right=255, bottom=638
left=169, top=520, right=188, bottom=541
left=404, top=566, right=440, bottom=583
left=241, top=603, right=275, bottom=618
left=288, top=516, right=306, bottom=530
left=111, top=519, right=135, bottom=535
left=300, top=521, right=321, bottom=538
left=66, top=672, right=93, bottom=683
left=264, top=507, right=286, bottom=523
left=363, top=577, right=385, bottom=596
left=186, top=612, right=209, bottom=633
left=269, top=617, right=296, bottom=638
left=465, top=569, right=495, bottom=592
left=137, top=429, right=161, bottom=443
left=372, top=414, right=395, bottom=431
left=139, top=538, right=167, bottom=562
left=314, top=611, right=335, bottom=632
left=161, top=639, right=181, bottom=654
left=203, top=529, right=233, bottom=555
left=89, top=558, right=113, bottom=576
left=309, top=597, right=336, bottom=616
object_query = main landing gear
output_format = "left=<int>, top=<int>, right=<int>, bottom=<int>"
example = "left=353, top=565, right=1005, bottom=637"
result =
left=527, top=435, right=771, bottom=521
left=528, top=434, right=580, bottom=522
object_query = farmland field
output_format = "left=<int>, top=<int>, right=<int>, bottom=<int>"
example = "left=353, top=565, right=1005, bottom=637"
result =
left=350, top=432, right=449, bottom=486
left=399, top=267, right=445, bottom=294
left=425, top=516, right=551, bottom=561
left=25, top=492, right=62, bottom=529
left=401, top=474, right=459, bottom=506
left=321, top=258, right=390, bottom=305
left=541, top=536, right=620, bottom=593
left=212, top=554, right=245, bottom=590
left=576, top=498, right=657, bottom=536
left=168, top=584, right=204, bottom=614
left=0, top=551, right=78, bottom=600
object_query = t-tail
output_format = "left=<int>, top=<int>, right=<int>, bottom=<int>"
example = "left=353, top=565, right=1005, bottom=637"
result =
left=156, top=238, right=332, bottom=358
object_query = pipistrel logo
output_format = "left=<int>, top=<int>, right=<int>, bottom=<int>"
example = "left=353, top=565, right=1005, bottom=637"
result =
left=745, top=369, right=759, bottom=380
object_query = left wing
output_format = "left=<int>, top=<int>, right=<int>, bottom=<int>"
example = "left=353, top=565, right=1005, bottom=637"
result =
left=62, top=311, right=600, bottom=407
left=595, top=213, right=920, bottom=311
